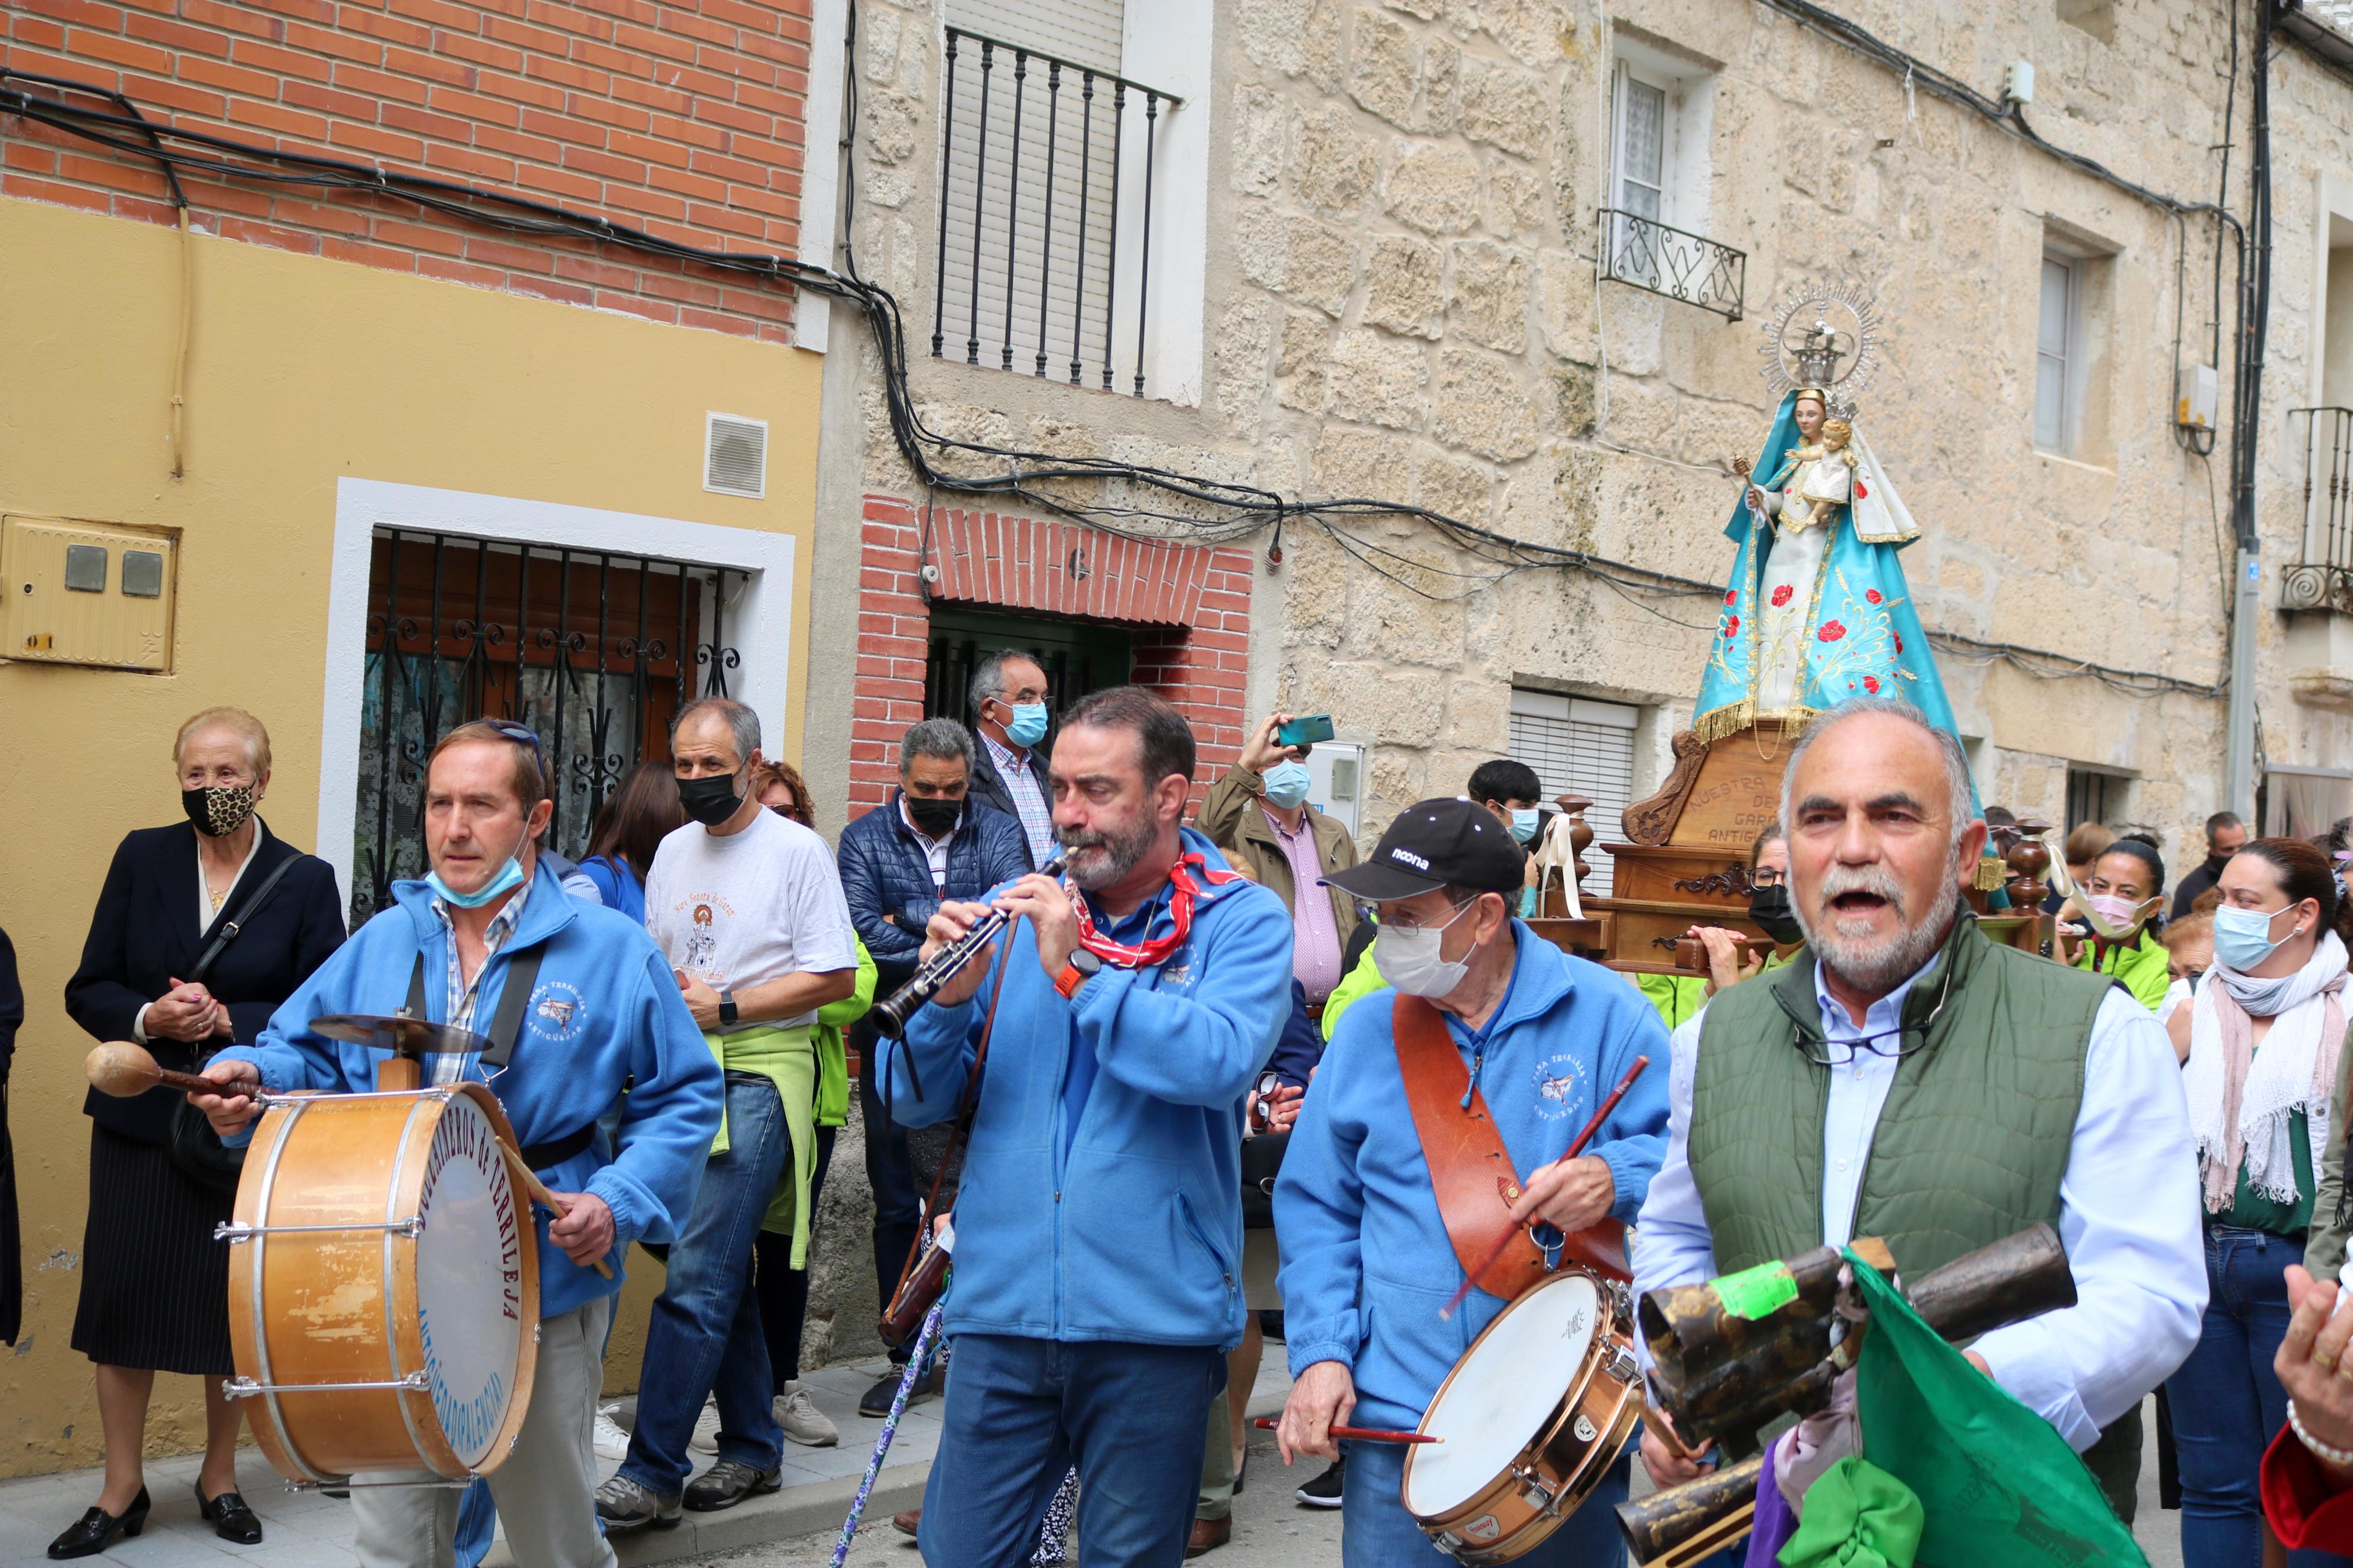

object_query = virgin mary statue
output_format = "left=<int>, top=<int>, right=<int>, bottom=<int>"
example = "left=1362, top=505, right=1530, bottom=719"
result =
left=1691, top=295, right=1968, bottom=749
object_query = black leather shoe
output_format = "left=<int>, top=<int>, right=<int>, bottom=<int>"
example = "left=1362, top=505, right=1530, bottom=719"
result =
left=683, top=1459, right=783, bottom=1512
left=48, top=1487, right=150, bottom=1559
left=197, top=1481, right=264, bottom=1544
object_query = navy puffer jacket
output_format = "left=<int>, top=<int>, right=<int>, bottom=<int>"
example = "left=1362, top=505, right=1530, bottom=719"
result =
left=837, top=792, right=1035, bottom=985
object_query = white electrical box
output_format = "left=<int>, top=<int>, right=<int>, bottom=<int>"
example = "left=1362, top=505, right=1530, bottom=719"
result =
left=2003, top=61, right=2035, bottom=104
left=2178, top=364, right=2219, bottom=429
left=1, top=515, right=178, bottom=671
left=1305, top=741, right=1369, bottom=842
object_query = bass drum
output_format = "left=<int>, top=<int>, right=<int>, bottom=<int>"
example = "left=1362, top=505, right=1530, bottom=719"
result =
left=1403, top=1269, right=1644, bottom=1564
left=227, top=1083, right=540, bottom=1484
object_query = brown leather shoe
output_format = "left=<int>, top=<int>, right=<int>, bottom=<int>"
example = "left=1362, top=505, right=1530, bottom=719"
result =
left=1187, top=1514, right=1231, bottom=1556
left=892, top=1508, right=922, bottom=1538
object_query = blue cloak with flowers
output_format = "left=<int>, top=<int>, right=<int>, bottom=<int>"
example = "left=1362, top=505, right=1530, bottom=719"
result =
left=1692, top=392, right=1965, bottom=751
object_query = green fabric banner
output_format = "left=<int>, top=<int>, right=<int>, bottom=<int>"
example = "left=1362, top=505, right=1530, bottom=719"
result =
left=1847, top=1249, right=2147, bottom=1567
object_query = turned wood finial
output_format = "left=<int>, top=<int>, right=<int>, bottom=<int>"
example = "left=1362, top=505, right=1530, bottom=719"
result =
left=1557, top=794, right=1595, bottom=890
left=2007, top=817, right=2055, bottom=909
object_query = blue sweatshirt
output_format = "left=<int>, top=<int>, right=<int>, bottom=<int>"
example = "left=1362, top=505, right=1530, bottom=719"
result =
left=1274, top=922, right=1672, bottom=1430
left=215, top=870, right=723, bottom=1320
left=879, top=827, right=1294, bottom=1350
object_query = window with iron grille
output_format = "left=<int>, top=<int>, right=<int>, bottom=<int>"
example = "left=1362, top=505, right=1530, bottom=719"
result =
left=355, top=529, right=744, bottom=922
left=1509, top=691, right=1641, bottom=898
left=933, top=2, right=1182, bottom=396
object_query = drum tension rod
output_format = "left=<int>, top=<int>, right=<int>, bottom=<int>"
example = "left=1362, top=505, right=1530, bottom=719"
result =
left=214, top=1218, right=424, bottom=1242
left=223, top=1373, right=431, bottom=1399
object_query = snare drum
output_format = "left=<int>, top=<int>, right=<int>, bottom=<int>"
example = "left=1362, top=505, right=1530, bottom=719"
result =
left=1403, top=1269, right=1644, bottom=1564
left=224, top=1083, right=540, bottom=1485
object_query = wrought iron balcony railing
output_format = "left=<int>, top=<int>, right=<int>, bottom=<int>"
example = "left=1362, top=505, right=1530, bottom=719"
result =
left=932, top=29, right=1180, bottom=397
left=1598, top=208, right=1747, bottom=321
left=2287, top=407, right=2353, bottom=614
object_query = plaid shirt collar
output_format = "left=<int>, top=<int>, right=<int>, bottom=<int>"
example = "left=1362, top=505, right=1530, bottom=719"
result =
left=427, top=867, right=534, bottom=1082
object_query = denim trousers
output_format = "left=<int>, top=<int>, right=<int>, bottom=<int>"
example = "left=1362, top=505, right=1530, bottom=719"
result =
left=753, top=1122, right=835, bottom=1389
left=2166, top=1224, right=2352, bottom=1568
left=857, top=1022, right=923, bottom=1364
left=918, top=1332, right=1226, bottom=1568
left=1338, top=1437, right=1628, bottom=1568
left=619, top=1073, right=792, bottom=1496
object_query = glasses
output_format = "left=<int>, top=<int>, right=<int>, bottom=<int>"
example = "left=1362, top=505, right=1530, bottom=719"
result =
left=1379, top=898, right=1480, bottom=934
left=1749, top=867, right=1786, bottom=887
left=482, top=719, right=545, bottom=763
left=1797, top=954, right=1958, bottom=1068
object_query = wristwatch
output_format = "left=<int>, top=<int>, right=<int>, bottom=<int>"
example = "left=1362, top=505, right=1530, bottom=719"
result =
left=718, top=990, right=739, bottom=1027
left=1055, top=948, right=1103, bottom=1000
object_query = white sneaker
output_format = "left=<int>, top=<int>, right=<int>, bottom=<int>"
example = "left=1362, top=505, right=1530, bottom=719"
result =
left=592, top=1403, right=631, bottom=1461
left=688, top=1396, right=722, bottom=1455
left=775, top=1381, right=839, bottom=1448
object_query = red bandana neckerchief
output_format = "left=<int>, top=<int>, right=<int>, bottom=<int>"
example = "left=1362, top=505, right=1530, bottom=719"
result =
left=1069, top=852, right=1241, bottom=968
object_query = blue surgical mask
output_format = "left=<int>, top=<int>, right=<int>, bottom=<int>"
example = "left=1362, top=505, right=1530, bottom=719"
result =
left=1003, top=702, right=1049, bottom=749
left=1263, top=760, right=1312, bottom=809
left=427, top=824, right=531, bottom=909
left=2213, top=903, right=2301, bottom=972
left=1510, top=807, right=1541, bottom=845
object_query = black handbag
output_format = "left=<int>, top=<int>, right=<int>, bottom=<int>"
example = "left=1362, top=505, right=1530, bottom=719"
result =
left=166, top=854, right=301, bottom=1193
left=1240, top=1130, right=1289, bottom=1230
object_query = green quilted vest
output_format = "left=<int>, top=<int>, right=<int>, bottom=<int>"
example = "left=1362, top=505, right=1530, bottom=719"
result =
left=1688, top=912, right=2143, bottom=1519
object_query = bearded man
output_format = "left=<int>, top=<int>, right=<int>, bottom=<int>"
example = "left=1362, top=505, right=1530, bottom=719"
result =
left=878, top=685, right=1295, bottom=1568
left=1631, top=698, right=2205, bottom=1523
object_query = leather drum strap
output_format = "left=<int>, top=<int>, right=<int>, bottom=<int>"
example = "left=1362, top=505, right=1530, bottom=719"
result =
left=1392, top=995, right=1630, bottom=1299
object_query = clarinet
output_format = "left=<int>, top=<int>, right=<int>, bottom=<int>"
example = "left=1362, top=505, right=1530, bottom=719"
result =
left=870, top=856, right=1069, bottom=1038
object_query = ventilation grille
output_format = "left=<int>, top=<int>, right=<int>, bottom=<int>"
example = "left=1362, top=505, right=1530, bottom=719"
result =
left=704, top=413, right=768, bottom=499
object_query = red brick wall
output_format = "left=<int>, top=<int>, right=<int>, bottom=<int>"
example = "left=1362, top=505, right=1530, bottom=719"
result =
left=849, top=493, right=1252, bottom=820
left=2, top=0, right=810, bottom=340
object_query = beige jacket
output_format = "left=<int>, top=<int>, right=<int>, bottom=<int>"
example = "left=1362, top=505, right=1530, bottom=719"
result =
left=1195, top=765, right=1361, bottom=953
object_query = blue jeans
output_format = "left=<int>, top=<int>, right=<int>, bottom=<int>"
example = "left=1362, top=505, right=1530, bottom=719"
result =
left=619, top=1074, right=792, bottom=1496
left=1339, top=1437, right=1628, bottom=1567
left=452, top=1479, right=494, bottom=1568
left=858, top=1022, right=922, bottom=1363
left=2166, top=1225, right=2352, bottom=1568
left=918, top=1332, right=1226, bottom=1568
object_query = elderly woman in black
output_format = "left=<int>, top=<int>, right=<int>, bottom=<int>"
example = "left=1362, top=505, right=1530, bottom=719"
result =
left=56, top=707, right=345, bottom=1559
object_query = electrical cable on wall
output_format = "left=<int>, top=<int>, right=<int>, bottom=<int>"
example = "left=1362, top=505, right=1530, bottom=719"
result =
left=0, top=58, right=2228, bottom=704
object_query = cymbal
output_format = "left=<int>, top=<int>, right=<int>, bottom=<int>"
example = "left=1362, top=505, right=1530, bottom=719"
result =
left=308, top=1013, right=493, bottom=1058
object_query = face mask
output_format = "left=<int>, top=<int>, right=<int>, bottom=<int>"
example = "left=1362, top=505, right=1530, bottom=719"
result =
left=1263, top=760, right=1312, bottom=809
left=2085, top=893, right=2157, bottom=935
left=1748, top=883, right=1805, bottom=944
left=1509, top=808, right=1541, bottom=845
left=677, top=767, right=746, bottom=828
left=1374, top=901, right=1479, bottom=998
left=183, top=783, right=257, bottom=838
left=427, top=823, right=531, bottom=910
left=1002, top=702, right=1050, bottom=749
left=906, top=795, right=962, bottom=837
left=2213, top=903, right=2301, bottom=972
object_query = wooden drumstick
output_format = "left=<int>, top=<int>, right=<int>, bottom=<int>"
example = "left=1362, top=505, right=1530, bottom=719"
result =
left=86, top=1041, right=267, bottom=1104
left=500, top=1142, right=615, bottom=1279
left=1250, top=1417, right=1440, bottom=1445
left=1438, top=1054, right=1650, bottom=1322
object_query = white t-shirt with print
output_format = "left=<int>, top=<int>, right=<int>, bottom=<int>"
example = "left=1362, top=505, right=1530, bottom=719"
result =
left=643, top=807, right=858, bottom=1032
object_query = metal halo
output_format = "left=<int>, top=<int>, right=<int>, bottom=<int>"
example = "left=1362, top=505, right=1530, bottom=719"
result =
left=1758, top=280, right=1882, bottom=419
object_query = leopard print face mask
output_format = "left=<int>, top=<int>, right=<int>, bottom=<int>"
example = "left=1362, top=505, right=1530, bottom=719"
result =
left=182, top=783, right=257, bottom=837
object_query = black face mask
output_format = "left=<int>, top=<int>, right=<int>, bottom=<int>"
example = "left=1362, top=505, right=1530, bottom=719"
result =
left=183, top=783, right=258, bottom=837
left=1748, top=883, right=1805, bottom=945
left=906, top=795, right=962, bottom=838
left=677, top=769, right=744, bottom=828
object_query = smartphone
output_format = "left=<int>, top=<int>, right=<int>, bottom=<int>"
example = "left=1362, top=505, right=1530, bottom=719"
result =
left=1277, top=713, right=1335, bottom=747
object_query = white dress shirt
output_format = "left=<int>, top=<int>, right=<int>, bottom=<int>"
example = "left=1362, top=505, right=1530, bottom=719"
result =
left=1632, top=957, right=2208, bottom=1452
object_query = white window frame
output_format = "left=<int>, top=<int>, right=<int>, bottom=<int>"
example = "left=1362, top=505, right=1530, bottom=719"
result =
left=317, top=478, right=798, bottom=909
left=2036, top=248, right=2087, bottom=456
left=1508, top=689, right=1644, bottom=898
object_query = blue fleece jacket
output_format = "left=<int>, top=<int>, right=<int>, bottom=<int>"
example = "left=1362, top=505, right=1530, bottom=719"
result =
left=1273, top=923, right=1671, bottom=1430
left=215, top=870, right=723, bottom=1320
left=879, top=827, right=1294, bottom=1350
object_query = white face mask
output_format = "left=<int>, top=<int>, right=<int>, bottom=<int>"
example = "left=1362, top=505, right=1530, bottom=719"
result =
left=1375, top=900, right=1480, bottom=998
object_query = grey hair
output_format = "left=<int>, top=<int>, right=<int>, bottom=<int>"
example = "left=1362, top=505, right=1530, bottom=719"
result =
left=967, top=648, right=1041, bottom=718
left=1778, top=697, right=1976, bottom=845
left=672, top=696, right=761, bottom=764
left=900, top=717, right=975, bottom=774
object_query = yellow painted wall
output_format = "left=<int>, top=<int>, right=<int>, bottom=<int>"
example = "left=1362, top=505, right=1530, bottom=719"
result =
left=0, top=194, right=824, bottom=1478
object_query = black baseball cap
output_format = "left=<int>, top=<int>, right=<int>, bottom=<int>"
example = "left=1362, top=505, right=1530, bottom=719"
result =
left=1323, top=797, right=1528, bottom=903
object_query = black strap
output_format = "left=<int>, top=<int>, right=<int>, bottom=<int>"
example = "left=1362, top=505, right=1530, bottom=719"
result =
left=400, top=941, right=549, bottom=1067
left=518, top=1121, right=596, bottom=1170
left=188, top=853, right=303, bottom=987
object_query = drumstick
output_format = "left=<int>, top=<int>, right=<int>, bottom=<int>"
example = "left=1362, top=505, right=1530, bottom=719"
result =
left=1251, top=1417, right=1439, bottom=1445
left=1438, top=1054, right=1651, bottom=1322
left=86, top=1041, right=269, bottom=1104
left=501, top=1142, right=616, bottom=1280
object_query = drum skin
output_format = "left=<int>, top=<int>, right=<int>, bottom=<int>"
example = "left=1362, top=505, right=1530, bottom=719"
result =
left=228, top=1084, right=540, bottom=1484
left=1404, top=1270, right=1645, bottom=1565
